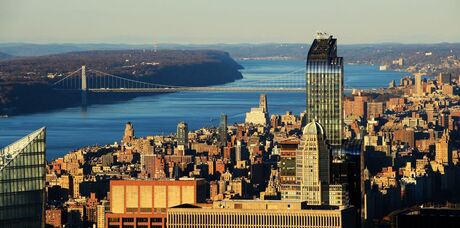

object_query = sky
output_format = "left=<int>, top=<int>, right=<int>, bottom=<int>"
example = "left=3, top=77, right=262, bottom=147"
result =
left=0, top=0, right=459, bottom=44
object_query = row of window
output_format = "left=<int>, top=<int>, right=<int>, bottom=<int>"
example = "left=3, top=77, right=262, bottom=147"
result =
left=109, top=217, right=163, bottom=223
left=168, top=212, right=342, bottom=227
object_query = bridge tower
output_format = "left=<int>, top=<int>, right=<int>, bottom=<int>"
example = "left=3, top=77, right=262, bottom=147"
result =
left=81, top=65, right=87, bottom=106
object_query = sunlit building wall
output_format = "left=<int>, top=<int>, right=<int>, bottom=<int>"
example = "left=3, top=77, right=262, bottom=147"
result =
left=167, top=200, right=356, bottom=228
left=296, top=121, right=330, bottom=205
left=106, top=178, right=206, bottom=228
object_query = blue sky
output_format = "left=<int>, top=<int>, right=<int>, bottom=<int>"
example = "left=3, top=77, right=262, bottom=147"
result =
left=1, top=0, right=459, bottom=44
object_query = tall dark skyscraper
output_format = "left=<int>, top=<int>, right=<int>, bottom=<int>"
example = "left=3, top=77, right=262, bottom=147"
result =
left=306, top=33, right=344, bottom=147
left=0, top=127, right=46, bottom=227
left=177, top=121, right=189, bottom=150
left=219, top=113, right=228, bottom=147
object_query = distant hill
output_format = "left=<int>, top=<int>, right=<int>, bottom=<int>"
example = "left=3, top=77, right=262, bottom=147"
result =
left=0, top=52, right=12, bottom=60
left=1, top=42, right=459, bottom=65
left=1, top=42, right=459, bottom=78
left=0, top=49, right=243, bottom=85
left=0, top=43, right=152, bottom=57
left=0, top=49, right=243, bottom=115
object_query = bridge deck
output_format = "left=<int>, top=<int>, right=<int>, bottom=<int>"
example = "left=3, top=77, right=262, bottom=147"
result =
left=88, top=87, right=306, bottom=92
left=54, top=87, right=361, bottom=92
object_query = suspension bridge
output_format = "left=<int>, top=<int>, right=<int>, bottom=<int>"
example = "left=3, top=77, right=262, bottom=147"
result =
left=51, top=65, right=366, bottom=105
left=52, top=65, right=308, bottom=93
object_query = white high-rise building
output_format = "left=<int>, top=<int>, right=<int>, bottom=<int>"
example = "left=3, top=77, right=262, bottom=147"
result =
left=245, top=94, right=269, bottom=126
left=296, top=120, right=330, bottom=205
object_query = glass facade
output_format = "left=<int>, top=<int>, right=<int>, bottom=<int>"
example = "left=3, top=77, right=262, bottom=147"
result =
left=0, top=127, right=46, bottom=227
left=306, top=34, right=343, bottom=147
left=219, top=113, right=228, bottom=147
left=177, top=122, right=188, bottom=149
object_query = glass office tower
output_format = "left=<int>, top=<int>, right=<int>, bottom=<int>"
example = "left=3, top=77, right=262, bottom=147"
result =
left=177, top=121, right=189, bottom=149
left=0, top=127, right=46, bottom=227
left=219, top=113, right=228, bottom=147
left=306, top=33, right=343, bottom=148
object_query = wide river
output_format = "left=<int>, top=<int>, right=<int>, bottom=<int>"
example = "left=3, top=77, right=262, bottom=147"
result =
left=0, top=60, right=409, bottom=159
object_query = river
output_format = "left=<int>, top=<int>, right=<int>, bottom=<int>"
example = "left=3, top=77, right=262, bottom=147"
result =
left=0, top=60, right=409, bottom=159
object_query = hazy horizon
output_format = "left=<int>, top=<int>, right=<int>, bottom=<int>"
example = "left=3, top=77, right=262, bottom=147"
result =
left=1, top=0, right=459, bottom=45
left=1, top=41, right=460, bottom=46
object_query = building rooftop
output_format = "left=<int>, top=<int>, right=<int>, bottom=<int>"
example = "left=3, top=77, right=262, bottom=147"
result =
left=171, top=199, right=343, bottom=211
left=307, top=35, right=337, bottom=60
left=0, top=127, right=45, bottom=171
left=303, top=120, right=325, bottom=136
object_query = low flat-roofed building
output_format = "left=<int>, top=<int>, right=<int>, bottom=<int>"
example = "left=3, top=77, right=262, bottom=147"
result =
left=106, top=178, right=206, bottom=228
left=167, top=200, right=356, bottom=228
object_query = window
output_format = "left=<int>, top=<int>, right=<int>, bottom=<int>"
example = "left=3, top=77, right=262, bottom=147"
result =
left=140, top=208, right=151, bottom=213
left=137, top=218, right=148, bottom=222
left=126, top=208, right=137, bottom=213
left=122, top=218, right=134, bottom=222
left=109, top=218, right=120, bottom=222
left=151, top=217, right=162, bottom=223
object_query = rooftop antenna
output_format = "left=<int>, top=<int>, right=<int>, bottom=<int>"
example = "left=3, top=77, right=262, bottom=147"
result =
left=315, top=31, right=330, bottom=39
left=153, top=39, right=158, bottom=53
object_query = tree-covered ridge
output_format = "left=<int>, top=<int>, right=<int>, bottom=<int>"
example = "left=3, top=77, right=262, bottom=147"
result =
left=0, top=49, right=242, bottom=83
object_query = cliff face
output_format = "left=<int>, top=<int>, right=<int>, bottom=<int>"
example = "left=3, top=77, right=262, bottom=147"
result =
left=0, top=50, right=243, bottom=115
